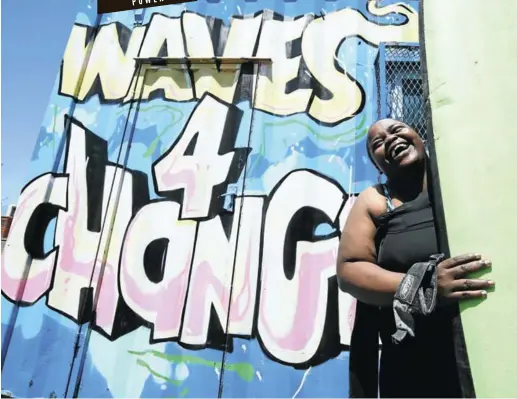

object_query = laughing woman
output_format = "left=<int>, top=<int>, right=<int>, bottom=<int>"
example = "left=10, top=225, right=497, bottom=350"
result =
left=336, top=119, right=494, bottom=398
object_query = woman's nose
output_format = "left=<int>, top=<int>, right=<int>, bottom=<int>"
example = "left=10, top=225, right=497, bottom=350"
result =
left=384, top=134, right=397, bottom=147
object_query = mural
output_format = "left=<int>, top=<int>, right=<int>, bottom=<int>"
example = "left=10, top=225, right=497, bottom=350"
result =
left=1, top=0, right=419, bottom=397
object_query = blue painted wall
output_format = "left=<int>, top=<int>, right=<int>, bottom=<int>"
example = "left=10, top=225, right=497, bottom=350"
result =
left=1, top=0, right=419, bottom=397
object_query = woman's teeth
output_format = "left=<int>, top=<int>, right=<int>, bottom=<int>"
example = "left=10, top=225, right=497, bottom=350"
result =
left=391, top=143, right=408, bottom=157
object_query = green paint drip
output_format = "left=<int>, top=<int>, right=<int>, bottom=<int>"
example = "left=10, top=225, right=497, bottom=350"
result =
left=143, top=121, right=177, bottom=158
left=262, top=113, right=366, bottom=142
left=143, top=110, right=183, bottom=158
left=129, top=349, right=254, bottom=382
left=115, top=103, right=182, bottom=116
left=136, top=358, right=182, bottom=386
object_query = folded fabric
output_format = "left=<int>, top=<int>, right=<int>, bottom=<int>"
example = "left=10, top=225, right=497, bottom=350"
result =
left=392, top=253, right=445, bottom=344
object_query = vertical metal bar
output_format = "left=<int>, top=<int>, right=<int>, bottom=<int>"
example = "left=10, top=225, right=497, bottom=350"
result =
left=217, top=60, right=261, bottom=399
left=378, top=43, right=388, bottom=119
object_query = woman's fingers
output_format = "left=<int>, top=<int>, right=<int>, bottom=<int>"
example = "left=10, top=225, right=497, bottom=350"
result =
left=448, top=290, right=488, bottom=300
left=439, top=253, right=482, bottom=269
left=438, top=254, right=494, bottom=302
left=451, top=278, right=494, bottom=292
left=450, top=259, right=492, bottom=277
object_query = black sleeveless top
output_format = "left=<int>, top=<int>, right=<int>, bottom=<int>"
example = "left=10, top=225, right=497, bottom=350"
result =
left=349, top=188, right=464, bottom=398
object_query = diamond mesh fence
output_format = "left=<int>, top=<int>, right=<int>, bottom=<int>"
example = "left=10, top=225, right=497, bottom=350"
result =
left=375, top=43, right=427, bottom=143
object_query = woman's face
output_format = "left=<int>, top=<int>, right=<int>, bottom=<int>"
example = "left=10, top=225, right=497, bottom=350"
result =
left=367, top=119, right=426, bottom=177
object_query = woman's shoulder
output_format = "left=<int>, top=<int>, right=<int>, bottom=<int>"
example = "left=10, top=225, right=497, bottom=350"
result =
left=356, top=185, right=389, bottom=218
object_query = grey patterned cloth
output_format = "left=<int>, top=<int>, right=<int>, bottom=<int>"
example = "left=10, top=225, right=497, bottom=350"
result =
left=392, top=253, right=445, bottom=344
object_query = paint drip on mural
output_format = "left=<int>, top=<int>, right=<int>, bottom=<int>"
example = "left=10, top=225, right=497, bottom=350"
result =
left=2, top=1, right=419, bottom=397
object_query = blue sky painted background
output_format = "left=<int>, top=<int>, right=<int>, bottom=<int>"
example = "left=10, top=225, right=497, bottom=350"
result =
left=1, top=0, right=80, bottom=214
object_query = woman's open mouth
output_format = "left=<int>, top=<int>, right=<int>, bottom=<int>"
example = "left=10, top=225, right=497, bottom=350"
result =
left=389, top=142, right=411, bottom=161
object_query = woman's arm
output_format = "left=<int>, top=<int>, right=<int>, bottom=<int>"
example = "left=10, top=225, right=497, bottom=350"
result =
left=336, top=189, right=405, bottom=307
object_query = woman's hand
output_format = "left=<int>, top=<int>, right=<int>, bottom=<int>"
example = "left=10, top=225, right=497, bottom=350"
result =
left=437, top=253, right=494, bottom=300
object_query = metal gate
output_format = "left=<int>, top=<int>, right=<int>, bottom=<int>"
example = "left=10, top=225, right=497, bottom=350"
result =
left=376, top=42, right=427, bottom=142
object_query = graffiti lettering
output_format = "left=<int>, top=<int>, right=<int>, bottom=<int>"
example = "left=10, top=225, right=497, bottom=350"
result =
left=153, top=94, right=245, bottom=220
left=60, top=4, right=417, bottom=124
left=258, top=171, right=344, bottom=364
left=47, top=120, right=136, bottom=333
left=180, top=196, right=263, bottom=345
left=1, top=173, right=68, bottom=303
left=1, top=93, right=358, bottom=365
left=120, top=200, right=196, bottom=340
